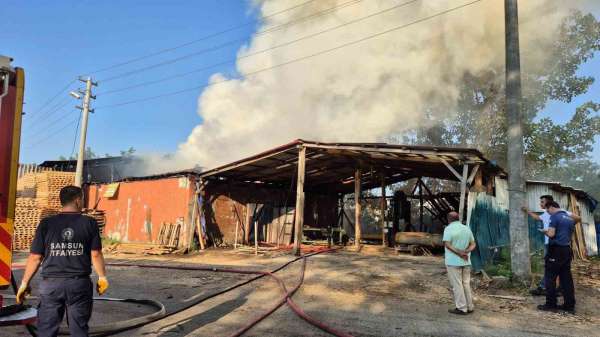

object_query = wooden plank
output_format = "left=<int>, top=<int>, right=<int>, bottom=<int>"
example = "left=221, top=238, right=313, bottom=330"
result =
left=293, top=146, right=306, bottom=256
left=381, top=174, right=387, bottom=247
left=458, top=164, right=468, bottom=222
left=440, top=158, right=463, bottom=181
left=187, top=192, right=198, bottom=251
left=355, top=168, right=362, bottom=247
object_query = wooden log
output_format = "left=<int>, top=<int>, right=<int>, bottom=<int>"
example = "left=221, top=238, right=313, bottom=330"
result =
left=293, top=146, right=306, bottom=256
left=395, top=232, right=443, bottom=247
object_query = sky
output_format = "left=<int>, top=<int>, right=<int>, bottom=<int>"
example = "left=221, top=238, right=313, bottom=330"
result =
left=2, top=0, right=599, bottom=165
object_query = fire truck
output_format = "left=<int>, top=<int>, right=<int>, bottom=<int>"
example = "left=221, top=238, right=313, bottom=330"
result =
left=0, top=55, right=24, bottom=292
left=0, top=56, right=36, bottom=329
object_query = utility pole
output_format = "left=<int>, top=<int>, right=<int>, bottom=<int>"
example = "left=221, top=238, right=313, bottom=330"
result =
left=505, top=0, right=530, bottom=282
left=73, top=77, right=97, bottom=187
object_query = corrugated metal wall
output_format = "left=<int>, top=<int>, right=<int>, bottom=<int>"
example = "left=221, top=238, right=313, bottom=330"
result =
left=494, top=178, right=598, bottom=256
left=577, top=198, right=598, bottom=256
left=87, top=177, right=194, bottom=244
left=525, top=182, right=569, bottom=212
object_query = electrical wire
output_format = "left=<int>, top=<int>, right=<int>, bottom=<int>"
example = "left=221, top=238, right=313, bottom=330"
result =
left=70, top=113, right=82, bottom=159
left=25, top=78, right=76, bottom=118
left=86, top=0, right=320, bottom=75
left=96, top=0, right=483, bottom=110
left=25, top=97, right=71, bottom=127
left=23, top=115, right=80, bottom=149
left=97, top=0, right=379, bottom=95
left=24, top=106, right=76, bottom=135
left=98, top=0, right=365, bottom=83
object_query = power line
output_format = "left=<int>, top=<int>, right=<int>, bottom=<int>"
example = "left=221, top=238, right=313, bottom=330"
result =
left=23, top=115, right=80, bottom=149
left=97, top=0, right=483, bottom=110
left=24, top=98, right=72, bottom=130
left=86, top=0, right=320, bottom=75
left=70, top=113, right=82, bottom=159
left=25, top=108, right=77, bottom=135
left=99, top=0, right=364, bottom=83
left=99, top=0, right=417, bottom=96
left=25, top=78, right=76, bottom=117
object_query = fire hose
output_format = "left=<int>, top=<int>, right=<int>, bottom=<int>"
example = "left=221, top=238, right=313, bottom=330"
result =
left=10, top=246, right=354, bottom=337
left=103, top=246, right=354, bottom=337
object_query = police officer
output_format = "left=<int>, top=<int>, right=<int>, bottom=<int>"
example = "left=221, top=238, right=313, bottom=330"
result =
left=16, top=185, right=109, bottom=337
left=537, top=201, right=576, bottom=314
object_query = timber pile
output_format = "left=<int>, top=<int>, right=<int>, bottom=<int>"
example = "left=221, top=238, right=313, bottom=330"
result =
left=156, top=222, right=181, bottom=248
left=104, top=243, right=176, bottom=255
left=83, top=209, right=106, bottom=235
left=13, top=198, right=57, bottom=250
left=12, top=171, right=75, bottom=250
left=35, top=171, right=75, bottom=209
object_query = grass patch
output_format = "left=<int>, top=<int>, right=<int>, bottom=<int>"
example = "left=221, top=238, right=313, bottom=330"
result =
left=483, top=247, right=513, bottom=279
left=102, top=237, right=120, bottom=246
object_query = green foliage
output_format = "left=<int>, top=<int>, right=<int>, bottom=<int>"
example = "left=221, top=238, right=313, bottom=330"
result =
left=535, top=158, right=600, bottom=201
left=484, top=246, right=513, bottom=279
left=120, top=147, right=136, bottom=157
left=527, top=102, right=600, bottom=173
left=102, top=236, right=120, bottom=246
left=405, top=11, right=600, bottom=177
left=60, top=147, right=136, bottom=160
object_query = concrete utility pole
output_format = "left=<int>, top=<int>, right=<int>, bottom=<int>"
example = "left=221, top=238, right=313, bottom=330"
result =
left=505, top=0, right=530, bottom=281
left=74, top=77, right=97, bottom=187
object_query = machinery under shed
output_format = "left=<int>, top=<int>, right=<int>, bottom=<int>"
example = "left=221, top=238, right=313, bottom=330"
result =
left=198, top=139, right=506, bottom=254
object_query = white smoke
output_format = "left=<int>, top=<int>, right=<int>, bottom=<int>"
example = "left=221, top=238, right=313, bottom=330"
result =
left=171, top=0, right=588, bottom=170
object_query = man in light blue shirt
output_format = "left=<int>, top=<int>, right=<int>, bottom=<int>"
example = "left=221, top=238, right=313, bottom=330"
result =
left=443, top=211, right=476, bottom=315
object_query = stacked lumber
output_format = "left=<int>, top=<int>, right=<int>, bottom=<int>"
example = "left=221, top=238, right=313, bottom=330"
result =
left=36, top=171, right=75, bottom=209
left=12, top=171, right=75, bottom=250
left=569, top=193, right=588, bottom=260
left=104, top=243, right=177, bottom=255
left=13, top=198, right=57, bottom=250
left=83, top=209, right=106, bottom=235
left=156, top=222, right=181, bottom=248
left=16, top=172, right=38, bottom=198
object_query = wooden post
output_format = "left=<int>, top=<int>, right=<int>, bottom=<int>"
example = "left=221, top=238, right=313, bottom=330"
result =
left=245, top=203, right=252, bottom=244
left=234, top=208, right=239, bottom=249
left=486, top=174, right=495, bottom=195
left=254, top=220, right=259, bottom=255
left=187, top=192, right=198, bottom=251
left=419, top=178, right=424, bottom=231
left=354, top=169, right=362, bottom=248
left=381, top=174, right=387, bottom=247
left=472, top=169, right=485, bottom=192
left=458, top=164, right=469, bottom=223
left=292, top=146, right=306, bottom=256
left=196, top=196, right=206, bottom=250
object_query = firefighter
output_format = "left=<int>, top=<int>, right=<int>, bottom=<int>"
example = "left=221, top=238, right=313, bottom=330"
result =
left=16, top=185, right=109, bottom=337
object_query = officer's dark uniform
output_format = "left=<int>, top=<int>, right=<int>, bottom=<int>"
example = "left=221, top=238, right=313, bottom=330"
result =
left=545, top=210, right=576, bottom=310
left=30, top=212, right=102, bottom=337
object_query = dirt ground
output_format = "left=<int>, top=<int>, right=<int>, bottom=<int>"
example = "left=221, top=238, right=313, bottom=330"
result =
left=2, top=246, right=599, bottom=337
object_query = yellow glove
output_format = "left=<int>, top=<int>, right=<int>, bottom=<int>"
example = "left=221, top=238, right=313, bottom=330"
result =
left=16, top=283, right=31, bottom=304
left=97, top=277, right=109, bottom=295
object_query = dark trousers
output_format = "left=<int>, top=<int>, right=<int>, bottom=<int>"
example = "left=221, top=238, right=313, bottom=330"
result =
left=37, top=277, right=93, bottom=337
left=545, top=246, right=575, bottom=309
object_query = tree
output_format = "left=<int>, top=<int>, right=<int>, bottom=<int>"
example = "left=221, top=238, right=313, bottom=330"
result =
left=407, top=11, right=600, bottom=177
left=58, top=147, right=136, bottom=160
left=120, top=147, right=136, bottom=157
